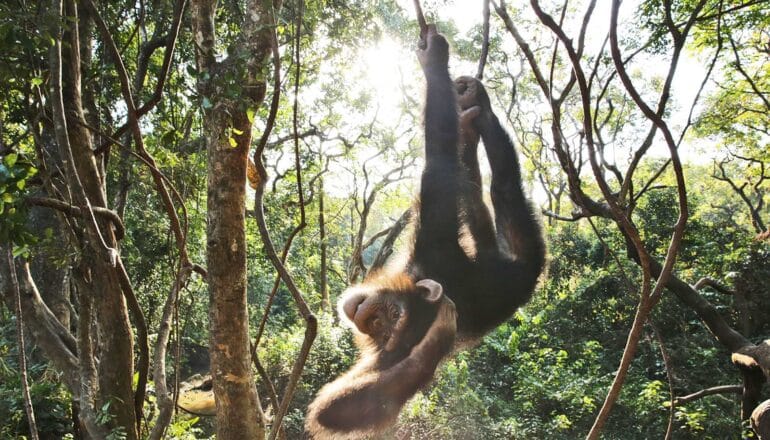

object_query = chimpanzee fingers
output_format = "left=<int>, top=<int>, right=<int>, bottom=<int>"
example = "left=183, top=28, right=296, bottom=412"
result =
left=436, top=297, right=457, bottom=327
left=417, top=24, right=450, bottom=71
left=417, top=24, right=437, bottom=50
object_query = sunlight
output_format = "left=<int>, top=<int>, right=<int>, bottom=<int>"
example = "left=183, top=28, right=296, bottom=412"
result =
left=360, top=38, right=416, bottom=116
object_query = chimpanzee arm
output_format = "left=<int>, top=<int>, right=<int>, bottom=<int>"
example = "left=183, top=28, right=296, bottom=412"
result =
left=412, top=26, right=465, bottom=262
left=305, top=299, right=456, bottom=437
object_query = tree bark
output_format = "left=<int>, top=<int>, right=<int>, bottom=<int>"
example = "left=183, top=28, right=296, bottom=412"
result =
left=50, top=0, right=137, bottom=435
left=204, top=108, right=263, bottom=438
left=191, top=0, right=277, bottom=436
left=753, top=399, right=770, bottom=440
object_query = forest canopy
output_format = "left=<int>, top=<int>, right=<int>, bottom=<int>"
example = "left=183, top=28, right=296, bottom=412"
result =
left=0, top=0, right=768, bottom=439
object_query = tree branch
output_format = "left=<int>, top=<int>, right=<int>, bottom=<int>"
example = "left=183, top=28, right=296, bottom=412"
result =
left=673, top=385, right=742, bottom=406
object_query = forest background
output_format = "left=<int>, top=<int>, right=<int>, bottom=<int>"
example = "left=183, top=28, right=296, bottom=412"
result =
left=0, top=0, right=768, bottom=438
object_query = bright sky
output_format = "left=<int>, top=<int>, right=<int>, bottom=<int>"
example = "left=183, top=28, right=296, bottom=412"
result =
left=359, top=0, right=717, bottom=165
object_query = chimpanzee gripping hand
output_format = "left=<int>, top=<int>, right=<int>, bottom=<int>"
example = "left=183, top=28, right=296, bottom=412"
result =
left=417, top=24, right=450, bottom=76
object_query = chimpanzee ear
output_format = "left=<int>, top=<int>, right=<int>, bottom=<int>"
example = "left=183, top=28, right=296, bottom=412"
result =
left=416, top=279, right=443, bottom=303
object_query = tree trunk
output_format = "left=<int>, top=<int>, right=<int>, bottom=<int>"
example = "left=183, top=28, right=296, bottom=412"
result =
left=753, top=399, right=770, bottom=439
left=204, top=108, right=264, bottom=439
left=319, top=177, right=330, bottom=311
left=53, top=0, right=137, bottom=436
left=191, top=0, right=277, bottom=436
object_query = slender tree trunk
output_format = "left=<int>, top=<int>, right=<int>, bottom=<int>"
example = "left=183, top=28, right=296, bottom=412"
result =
left=7, top=251, right=40, bottom=440
left=318, top=177, right=330, bottom=311
left=191, top=0, right=277, bottom=436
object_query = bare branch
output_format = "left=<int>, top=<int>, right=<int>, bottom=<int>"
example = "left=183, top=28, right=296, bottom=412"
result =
left=476, top=0, right=491, bottom=79
left=94, top=0, right=186, bottom=155
left=25, top=196, right=125, bottom=241
left=673, top=385, right=742, bottom=406
left=694, top=277, right=737, bottom=296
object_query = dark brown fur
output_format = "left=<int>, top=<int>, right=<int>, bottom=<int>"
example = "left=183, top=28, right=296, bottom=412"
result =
left=306, top=27, right=545, bottom=439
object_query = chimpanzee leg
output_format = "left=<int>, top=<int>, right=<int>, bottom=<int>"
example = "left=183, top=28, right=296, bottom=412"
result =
left=455, top=76, right=545, bottom=276
left=458, top=108, right=497, bottom=254
left=479, top=114, right=546, bottom=278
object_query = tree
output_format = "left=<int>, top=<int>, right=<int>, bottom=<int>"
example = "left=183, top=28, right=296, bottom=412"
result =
left=486, top=0, right=769, bottom=436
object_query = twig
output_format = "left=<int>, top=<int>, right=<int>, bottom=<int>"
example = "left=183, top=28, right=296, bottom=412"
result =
left=413, top=0, right=428, bottom=35
left=253, top=353, right=280, bottom=425
left=649, top=321, right=676, bottom=440
left=541, top=209, right=589, bottom=222
left=476, top=0, right=491, bottom=79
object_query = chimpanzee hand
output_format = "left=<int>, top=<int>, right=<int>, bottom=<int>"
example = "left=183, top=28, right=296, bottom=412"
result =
left=417, top=24, right=450, bottom=74
left=412, top=295, right=457, bottom=358
left=455, top=76, right=492, bottom=115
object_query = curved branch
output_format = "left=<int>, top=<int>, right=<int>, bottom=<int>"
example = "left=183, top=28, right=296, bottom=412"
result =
left=25, top=196, right=125, bottom=241
left=93, top=0, right=187, bottom=155
left=673, top=385, right=742, bottom=406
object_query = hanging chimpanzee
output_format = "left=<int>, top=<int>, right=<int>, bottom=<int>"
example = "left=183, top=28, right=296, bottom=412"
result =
left=306, top=25, right=546, bottom=439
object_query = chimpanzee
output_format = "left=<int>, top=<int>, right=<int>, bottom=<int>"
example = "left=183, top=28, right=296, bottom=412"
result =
left=305, top=25, right=546, bottom=439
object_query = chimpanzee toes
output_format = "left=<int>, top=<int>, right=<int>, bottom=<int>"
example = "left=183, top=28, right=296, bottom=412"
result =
left=454, top=76, right=482, bottom=110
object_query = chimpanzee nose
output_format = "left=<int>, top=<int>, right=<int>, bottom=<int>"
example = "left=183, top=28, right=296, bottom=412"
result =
left=342, top=294, right=366, bottom=323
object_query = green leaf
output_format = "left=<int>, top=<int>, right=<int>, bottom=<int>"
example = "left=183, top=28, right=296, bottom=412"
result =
left=2, top=192, right=13, bottom=203
left=12, top=245, right=29, bottom=258
left=16, top=180, right=25, bottom=190
left=246, top=108, right=256, bottom=124
left=4, top=153, right=18, bottom=167
left=228, top=137, right=237, bottom=148
left=161, top=130, right=177, bottom=146
left=30, top=77, right=43, bottom=86
left=232, top=128, right=244, bottom=135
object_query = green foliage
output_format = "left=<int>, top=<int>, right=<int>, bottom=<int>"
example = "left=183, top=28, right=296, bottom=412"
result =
left=1, top=0, right=768, bottom=437
left=0, top=320, right=71, bottom=439
left=259, top=313, right=356, bottom=438
left=0, top=152, right=38, bottom=253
